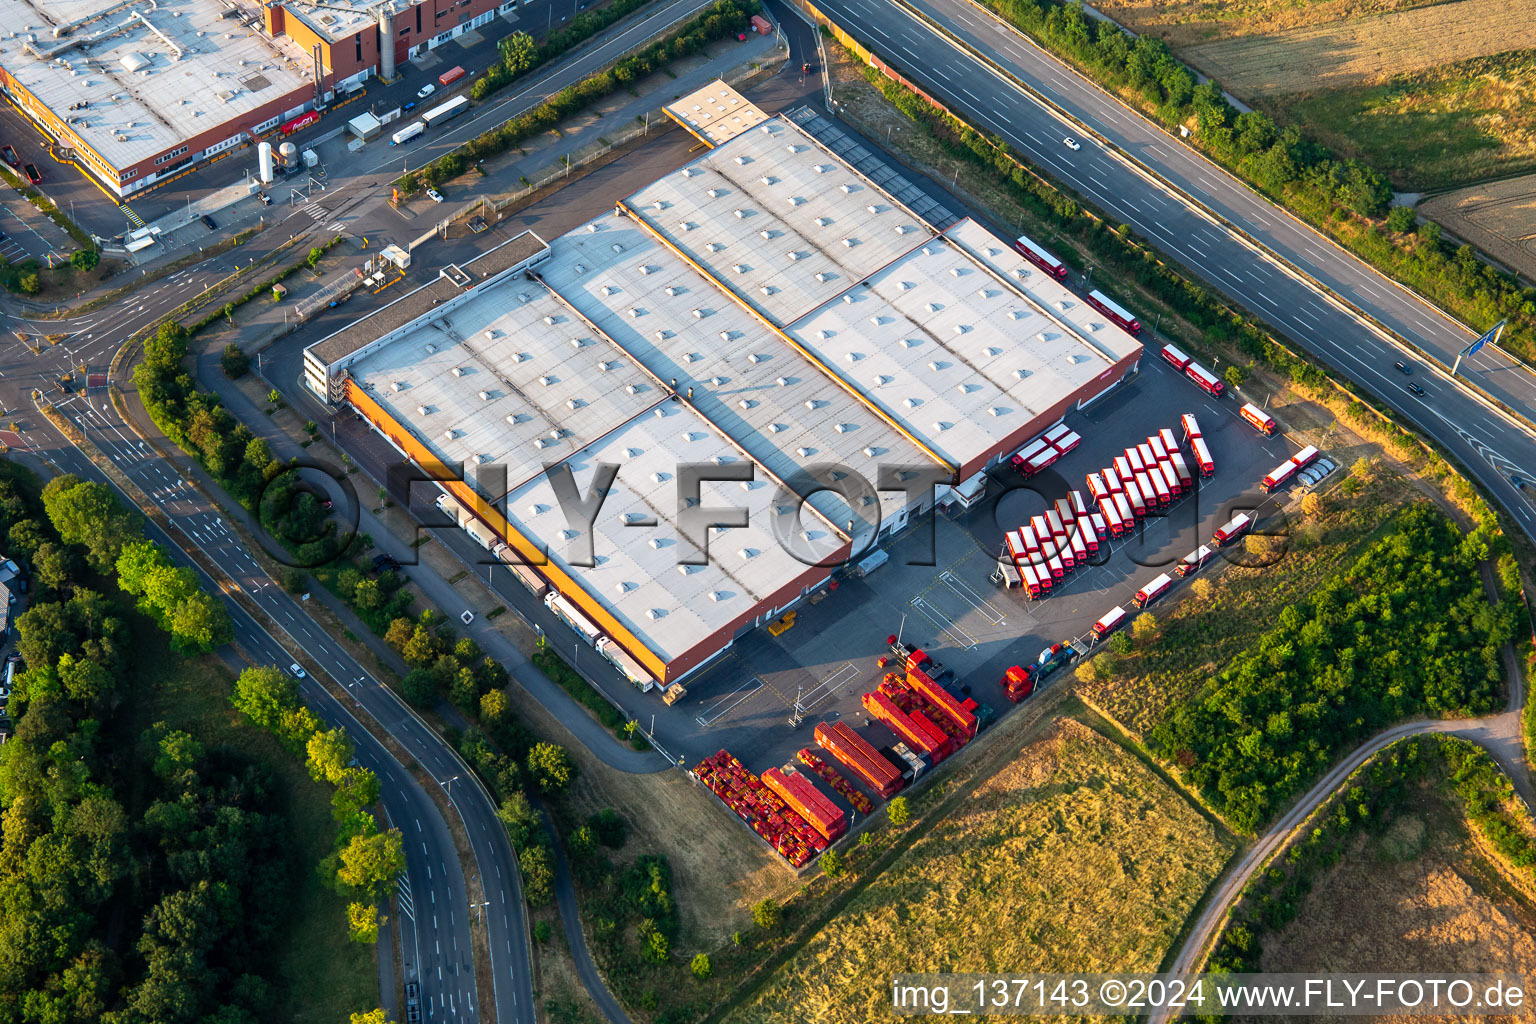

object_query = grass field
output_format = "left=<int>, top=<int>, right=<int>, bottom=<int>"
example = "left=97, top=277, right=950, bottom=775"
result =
left=1079, top=463, right=1412, bottom=738
left=1261, top=48, right=1536, bottom=189
left=721, top=718, right=1233, bottom=1024
left=118, top=629, right=378, bottom=1024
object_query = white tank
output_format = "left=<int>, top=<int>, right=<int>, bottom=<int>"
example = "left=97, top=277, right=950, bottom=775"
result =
left=279, top=141, right=298, bottom=171
left=377, top=3, right=396, bottom=80
left=257, top=140, right=274, bottom=183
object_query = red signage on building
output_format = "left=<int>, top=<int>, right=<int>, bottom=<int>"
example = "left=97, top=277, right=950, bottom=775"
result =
left=280, top=110, right=321, bottom=135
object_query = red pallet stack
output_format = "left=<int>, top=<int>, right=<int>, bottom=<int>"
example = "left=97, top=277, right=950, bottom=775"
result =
left=797, top=748, right=874, bottom=814
left=694, top=750, right=825, bottom=867
left=763, top=765, right=848, bottom=842
left=815, top=722, right=903, bottom=799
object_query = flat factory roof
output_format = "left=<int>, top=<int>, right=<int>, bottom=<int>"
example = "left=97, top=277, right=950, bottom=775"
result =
left=345, top=279, right=662, bottom=493
left=663, top=81, right=770, bottom=146
left=543, top=211, right=931, bottom=537
left=502, top=401, right=844, bottom=666
left=3, top=0, right=312, bottom=170
left=620, top=116, right=933, bottom=327
left=783, top=222, right=1142, bottom=467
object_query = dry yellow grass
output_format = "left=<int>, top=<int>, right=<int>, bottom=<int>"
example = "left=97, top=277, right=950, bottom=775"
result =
left=1239, top=793, right=1536, bottom=1024
left=722, top=720, right=1233, bottom=1024
left=1182, top=0, right=1536, bottom=96
left=1094, top=0, right=1442, bottom=47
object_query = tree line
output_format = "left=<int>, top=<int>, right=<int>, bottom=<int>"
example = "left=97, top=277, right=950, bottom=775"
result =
left=1149, top=504, right=1511, bottom=832
left=0, top=468, right=283, bottom=1023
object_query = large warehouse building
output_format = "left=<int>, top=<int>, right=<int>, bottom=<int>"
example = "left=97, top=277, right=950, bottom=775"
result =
left=0, top=0, right=520, bottom=198
left=303, top=86, right=1142, bottom=688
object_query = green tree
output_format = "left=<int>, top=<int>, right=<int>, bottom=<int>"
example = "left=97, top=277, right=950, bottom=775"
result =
left=401, top=667, right=438, bottom=706
left=167, top=589, right=233, bottom=653
left=349, top=1010, right=394, bottom=1024
left=643, top=927, right=669, bottom=963
left=690, top=952, right=712, bottom=980
left=231, top=665, right=299, bottom=730
left=526, top=742, right=575, bottom=794
left=497, top=792, right=540, bottom=850
left=337, top=830, right=406, bottom=901
left=69, top=249, right=99, bottom=272
left=7, top=518, right=49, bottom=560
left=499, top=31, right=537, bottom=75
left=751, top=897, right=781, bottom=931
left=820, top=848, right=845, bottom=879
left=1108, top=631, right=1133, bottom=656
left=221, top=343, right=250, bottom=378
left=347, top=903, right=382, bottom=944
left=144, top=321, right=189, bottom=374
left=31, top=541, right=75, bottom=591
left=307, top=246, right=325, bottom=268
left=385, top=616, right=415, bottom=651
left=1223, top=364, right=1246, bottom=388
left=887, top=796, right=910, bottom=826
left=1386, top=204, right=1417, bottom=233
left=520, top=843, right=555, bottom=905
left=151, top=726, right=205, bottom=783
left=533, top=920, right=553, bottom=943
left=306, top=727, right=355, bottom=785
left=17, top=271, right=39, bottom=295
left=42, top=475, right=142, bottom=571
left=1132, top=611, right=1160, bottom=642
left=479, top=689, right=508, bottom=724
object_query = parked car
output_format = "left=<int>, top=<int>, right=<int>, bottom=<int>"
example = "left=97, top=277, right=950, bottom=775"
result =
left=258, top=192, right=271, bottom=205
left=288, top=662, right=306, bottom=679
left=404, top=101, right=417, bottom=112
left=425, top=188, right=444, bottom=203
left=1314, top=458, right=1336, bottom=477
left=201, top=213, right=218, bottom=230
left=417, top=83, right=436, bottom=99
left=1297, top=467, right=1320, bottom=486
left=1062, top=137, right=1081, bottom=151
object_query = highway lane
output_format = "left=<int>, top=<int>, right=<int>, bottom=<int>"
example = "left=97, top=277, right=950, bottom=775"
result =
left=893, top=0, right=1536, bottom=415
left=43, top=391, right=535, bottom=1024
left=795, top=0, right=1536, bottom=538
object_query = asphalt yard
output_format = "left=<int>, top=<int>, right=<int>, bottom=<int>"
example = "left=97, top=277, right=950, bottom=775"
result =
left=668, top=350, right=1298, bottom=794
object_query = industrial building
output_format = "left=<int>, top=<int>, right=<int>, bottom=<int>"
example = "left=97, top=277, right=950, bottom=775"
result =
left=0, top=0, right=521, bottom=198
left=303, top=85, right=1142, bottom=688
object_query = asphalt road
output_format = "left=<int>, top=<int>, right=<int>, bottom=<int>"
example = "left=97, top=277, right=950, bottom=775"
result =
left=798, top=0, right=1536, bottom=542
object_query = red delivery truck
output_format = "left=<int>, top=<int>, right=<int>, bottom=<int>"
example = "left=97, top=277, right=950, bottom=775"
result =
left=1185, top=361, right=1225, bottom=396
left=1291, top=444, right=1320, bottom=470
left=1262, top=457, right=1300, bottom=493
left=1113, top=492, right=1134, bottom=526
left=1010, top=437, right=1051, bottom=474
left=1171, top=453, right=1193, bottom=489
left=1181, top=412, right=1202, bottom=440
left=1176, top=544, right=1213, bottom=578
left=1103, top=466, right=1123, bottom=492
left=1092, top=606, right=1128, bottom=638
left=1240, top=402, right=1278, bottom=436
left=1087, top=472, right=1109, bottom=501
left=1213, top=513, right=1253, bottom=547
left=1160, top=427, right=1180, bottom=452
left=1191, top=437, right=1215, bottom=477
left=1134, top=572, right=1174, bottom=609
left=1162, top=344, right=1192, bottom=371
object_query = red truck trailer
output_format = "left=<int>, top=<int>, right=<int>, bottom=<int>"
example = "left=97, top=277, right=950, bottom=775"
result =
left=815, top=721, right=902, bottom=799
left=1185, top=361, right=1225, bottom=396
left=438, top=65, right=467, bottom=86
left=1087, top=289, right=1142, bottom=334
left=1001, top=664, right=1035, bottom=703
left=1162, top=344, right=1192, bottom=372
left=1134, top=572, right=1174, bottom=609
left=1181, top=412, right=1202, bottom=440
left=762, top=766, right=847, bottom=842
left=1261, top=457, right=1300, bottom=493
left=1092, top=605, right=1128, bottom=638
left=1014, top=233, right=1068, bottom=280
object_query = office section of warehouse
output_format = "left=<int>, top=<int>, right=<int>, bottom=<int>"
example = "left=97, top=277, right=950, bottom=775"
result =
left=303, top=84, right=1143, bottom=688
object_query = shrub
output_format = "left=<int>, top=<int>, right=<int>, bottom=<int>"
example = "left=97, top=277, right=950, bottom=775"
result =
left=69, top=249, right=99, bottom=272
left=751, top=898, right=781, bottom=931
left=221, top=343, right=249, bottom=379
left=691, top=952, right=713, bottom=980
